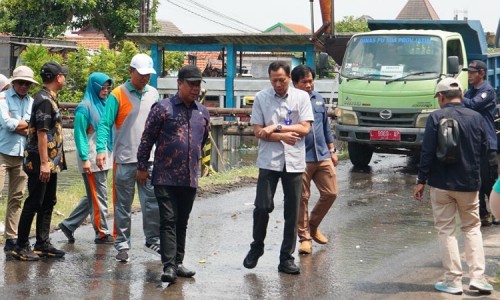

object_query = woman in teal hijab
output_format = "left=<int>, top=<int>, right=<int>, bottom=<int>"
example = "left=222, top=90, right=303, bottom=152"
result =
left=58, top=72, right=114, bottom=244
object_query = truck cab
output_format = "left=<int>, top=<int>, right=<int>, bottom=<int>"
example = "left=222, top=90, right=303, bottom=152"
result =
left=334, top=20, right=497, bottom=167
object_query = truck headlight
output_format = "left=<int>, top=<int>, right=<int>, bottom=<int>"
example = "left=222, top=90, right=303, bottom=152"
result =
left=335, top=108, right=358, bottom=125
left=415, top=113, right=429, bottom=128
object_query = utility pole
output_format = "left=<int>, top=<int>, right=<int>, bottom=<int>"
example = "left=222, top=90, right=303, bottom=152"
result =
left=139, top=0, right=151, bottom=33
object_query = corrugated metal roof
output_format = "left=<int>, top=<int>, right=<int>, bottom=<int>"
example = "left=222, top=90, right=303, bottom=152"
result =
left=126, top=33, right=314, bottom=49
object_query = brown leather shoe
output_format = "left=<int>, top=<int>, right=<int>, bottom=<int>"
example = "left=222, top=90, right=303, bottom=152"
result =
left=311, top=228, right=328, bottom=244
left=298, top=241, right=312, bottom=254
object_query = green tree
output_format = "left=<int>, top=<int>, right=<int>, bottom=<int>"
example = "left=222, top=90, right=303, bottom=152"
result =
left=163, top=51, right=186, bottom=76
left=335, top=16, right=369, bottom=33
left=0, top=0, right=160, bottom=47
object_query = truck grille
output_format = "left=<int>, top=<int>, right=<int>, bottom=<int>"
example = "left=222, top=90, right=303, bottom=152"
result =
left=356, top=109, right=419, bottom=128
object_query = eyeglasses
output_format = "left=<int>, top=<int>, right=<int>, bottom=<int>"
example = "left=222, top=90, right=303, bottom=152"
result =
left=96, top=83, right=112, bottom=91
left=14, top=80, right=32, bottom=87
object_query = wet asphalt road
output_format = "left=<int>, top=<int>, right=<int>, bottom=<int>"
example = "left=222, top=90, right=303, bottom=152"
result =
left=1, top=153, right=499, bottom=299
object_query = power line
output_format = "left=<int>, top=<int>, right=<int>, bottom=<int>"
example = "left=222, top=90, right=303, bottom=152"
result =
left=185, top=0, right=262, bottom=33
left=166, top=0, right=259, bottom=33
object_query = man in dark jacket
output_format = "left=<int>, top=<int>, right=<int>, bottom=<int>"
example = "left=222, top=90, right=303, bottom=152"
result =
left=413, top=77, right=492, bottom=295
left=463, top=60, right=498, bottom=226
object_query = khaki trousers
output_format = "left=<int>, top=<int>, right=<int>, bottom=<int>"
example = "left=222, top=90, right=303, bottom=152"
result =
left=430, top=187, right=486, bottom=282
left=0, top=153, right=27, bottom=239
left=298, top=159, right=337, bottom=242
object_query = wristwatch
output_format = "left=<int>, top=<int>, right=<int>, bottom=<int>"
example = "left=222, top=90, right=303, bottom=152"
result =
left=275, top=124, right=282, bottom=132
left=329, top=147, right=337, bottom=153
left=416, top=177, right=426, bottom=185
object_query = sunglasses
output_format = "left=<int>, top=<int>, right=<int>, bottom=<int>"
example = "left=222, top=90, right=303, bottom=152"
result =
left=14, top=80, right=33, bottom=87
left=96, top=83, right=112, bottom=91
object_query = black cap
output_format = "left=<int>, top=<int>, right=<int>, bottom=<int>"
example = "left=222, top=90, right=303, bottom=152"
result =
left=466, top=60, right=487, bottom=72
left=40, top=61, right=69, bottom=80
left=178, top=65, right=205, bottom=82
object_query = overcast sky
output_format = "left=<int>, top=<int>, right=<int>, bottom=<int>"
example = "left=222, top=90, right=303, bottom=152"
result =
left=158, top=0, right=499, bottom=34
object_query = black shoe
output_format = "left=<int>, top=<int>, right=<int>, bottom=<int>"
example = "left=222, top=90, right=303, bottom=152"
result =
left=33, top=241, right=65, bottom=258
left=176, top=264, right=196, bottom=278
left=94, top=234, right=114, bottom=244
left=4, top=238, right=17, bottom=255
left=481, top=219, right=492, bottom=227
left=161, top=266, right=177, bottom=283
left=278, top=259, right=300, bottom=275
left=58, top=223, right=75, bottom=243
left=243, top=247, right=264, bottom=269
left=12, top=245, right=40, bottom=261
left=492, top=217, right=500, bottom=225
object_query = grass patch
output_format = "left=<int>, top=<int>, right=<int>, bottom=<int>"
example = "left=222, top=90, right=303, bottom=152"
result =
left=199, top=166, right=258, bottom=187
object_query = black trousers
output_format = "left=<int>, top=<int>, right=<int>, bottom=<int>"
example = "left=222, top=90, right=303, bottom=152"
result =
left=17, top=173, right=58, bottom=247
left=479, top=150, right=498, bottom=219
left=251, top=168, right=303, bottom=262
left=154, top=185, right=196, bottom=268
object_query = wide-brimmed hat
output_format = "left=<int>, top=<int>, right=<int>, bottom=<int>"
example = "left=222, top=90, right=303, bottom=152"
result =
left=0, top=74, right=9, bottom=90
left=9, top=66, right=39, bottom=85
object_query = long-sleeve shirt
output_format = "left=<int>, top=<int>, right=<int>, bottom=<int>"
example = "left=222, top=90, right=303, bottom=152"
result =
left=463, top=81, right=497, bottom=150
left=137, top=94, right=210, bottom=188
left=74, top=110, right=113, bottom=173
left=0, top=87, right=33, bottom=156
left=305, top=91, right=335, bottom=162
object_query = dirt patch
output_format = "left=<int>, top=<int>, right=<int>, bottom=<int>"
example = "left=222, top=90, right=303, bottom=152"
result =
left=197, top=176, right=258, bottom=198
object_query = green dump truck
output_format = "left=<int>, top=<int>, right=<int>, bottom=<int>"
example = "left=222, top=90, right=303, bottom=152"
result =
left=335, top=20, right=500, bottom=167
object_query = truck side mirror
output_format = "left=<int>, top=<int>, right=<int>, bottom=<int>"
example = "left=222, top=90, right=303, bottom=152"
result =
left=318, top=52, right=331, bottom=78
left=447, top=56, right=459, bottom=74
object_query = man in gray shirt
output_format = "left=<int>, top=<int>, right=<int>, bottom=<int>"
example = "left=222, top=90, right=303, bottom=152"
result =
left=243, top=61, right=314, bottom=274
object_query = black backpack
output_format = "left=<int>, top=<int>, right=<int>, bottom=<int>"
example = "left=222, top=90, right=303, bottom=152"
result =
left=436, top=108, right=460, bottom=164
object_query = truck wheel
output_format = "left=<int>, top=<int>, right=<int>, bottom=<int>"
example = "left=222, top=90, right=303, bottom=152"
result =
left=348, top=142, right=373, bottom=167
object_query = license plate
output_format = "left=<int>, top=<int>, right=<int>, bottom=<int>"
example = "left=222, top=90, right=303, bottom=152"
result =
left=370, top=130, right=401, bottom=141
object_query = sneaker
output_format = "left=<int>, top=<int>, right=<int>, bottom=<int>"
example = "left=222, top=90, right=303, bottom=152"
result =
left=434, top=280, right=463, bottom=295
left=469, top=278, right=493, bottom=294
left=243, top=246, right=264, bottom=269
left=94, top=235, right=114, bottom=244
left=12, top=245, right=40, bottom=261
left=33, top=241, right=65, bottom=258
left=144, top=242, right=160, bottom=256
left=58, top=223, right=75, bottom=243
left=116, top=250, right=129, bottom=262
left=298, top=241, right=312, bottom=255
left=4, top=238, right=17, bottom=255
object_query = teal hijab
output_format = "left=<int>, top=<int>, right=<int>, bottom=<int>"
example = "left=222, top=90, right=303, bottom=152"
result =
left=75, top=72, right=113, bottom=150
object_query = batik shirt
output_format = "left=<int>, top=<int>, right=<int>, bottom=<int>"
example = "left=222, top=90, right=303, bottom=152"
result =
left=137, top=94, right=210, bottom=188
left=23, top=87, right=66, bottom=174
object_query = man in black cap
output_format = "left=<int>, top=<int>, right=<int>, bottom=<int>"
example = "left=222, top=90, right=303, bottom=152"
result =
left=13, top=61, right=68, bottom=261
left=463, top=60, right=498, bottom=226
left=137, top=64, right=209, bottom=283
